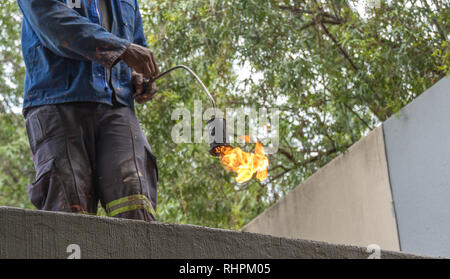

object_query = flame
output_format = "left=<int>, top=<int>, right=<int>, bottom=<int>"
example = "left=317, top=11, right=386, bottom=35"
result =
left=216, top=136, right=269, bottom=183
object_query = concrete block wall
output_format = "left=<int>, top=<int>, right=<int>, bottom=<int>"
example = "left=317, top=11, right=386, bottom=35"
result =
left=243, top=77, right=450, bottom=258
left=0, top=207, right=423, bottom=259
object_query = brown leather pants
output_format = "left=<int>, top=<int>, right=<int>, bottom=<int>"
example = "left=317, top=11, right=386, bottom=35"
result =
left=24, top=102, right=158, bottom=221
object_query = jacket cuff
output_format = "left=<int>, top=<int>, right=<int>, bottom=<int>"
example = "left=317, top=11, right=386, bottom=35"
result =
left=103, top=40, right=132, bottom=69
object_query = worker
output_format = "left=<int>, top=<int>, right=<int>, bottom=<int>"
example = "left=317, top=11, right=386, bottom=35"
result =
left=17, top=0, right=159, bottom=221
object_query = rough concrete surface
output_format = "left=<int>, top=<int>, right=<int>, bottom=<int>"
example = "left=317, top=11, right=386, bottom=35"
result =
left=242, top=126, right=400, bottom=251
left=0, top=207, right=422, bottom=259
left=383, top=76, right=450, bottom=258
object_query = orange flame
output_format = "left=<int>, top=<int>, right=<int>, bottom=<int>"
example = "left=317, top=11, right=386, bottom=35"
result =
left=216, top=136, right=269, bottom=183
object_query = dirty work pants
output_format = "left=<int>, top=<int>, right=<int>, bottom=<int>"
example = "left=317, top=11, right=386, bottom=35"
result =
left=24, top=102, right=158, bottom=221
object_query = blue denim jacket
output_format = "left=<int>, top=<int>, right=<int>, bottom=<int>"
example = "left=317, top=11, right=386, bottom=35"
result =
left=18, top=0, right=148, bottom=110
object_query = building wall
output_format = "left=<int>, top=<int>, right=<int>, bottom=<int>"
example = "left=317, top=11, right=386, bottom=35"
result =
left=242, top=77, right=450, bottom=258
left=383, top=77, right=450, bottom=258
left=242, top=126, right=401, bottom=251
left=0, top=207, right=421, bottom=259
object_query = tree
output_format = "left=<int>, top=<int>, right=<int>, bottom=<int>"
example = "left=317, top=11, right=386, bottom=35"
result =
left=0, top=0, right=448, bottom=229
left=0, top=0, right=34, bottom=209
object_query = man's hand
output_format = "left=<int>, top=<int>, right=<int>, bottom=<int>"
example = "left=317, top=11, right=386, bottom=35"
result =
left=120, top=43, right=159, bottom=79
left=132, top=72, right=157, bottom=104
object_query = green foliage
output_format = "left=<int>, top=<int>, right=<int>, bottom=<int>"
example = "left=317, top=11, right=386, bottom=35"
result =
left=0, top=0, right=33, bottom=209
left=0, top=0, right=448, bottom=229
left=0, top=116, right=34, bottom=208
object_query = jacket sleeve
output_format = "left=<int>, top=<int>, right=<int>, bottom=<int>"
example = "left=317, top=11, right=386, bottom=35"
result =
left=17, top=0, right=131, bottom=69
left=133, top=0, right=148, bottom=47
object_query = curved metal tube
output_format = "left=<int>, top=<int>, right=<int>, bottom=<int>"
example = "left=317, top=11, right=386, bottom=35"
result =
left=139, top=65, right=216, bottom=112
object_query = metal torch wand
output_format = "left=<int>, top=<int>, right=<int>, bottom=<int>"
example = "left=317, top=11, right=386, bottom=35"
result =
left=136, top=65, right=216, bottom=116
left=135, top=65, right=230, bottom=157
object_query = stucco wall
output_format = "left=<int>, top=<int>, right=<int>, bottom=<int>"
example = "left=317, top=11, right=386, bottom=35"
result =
left=383, top=76, right=450, bottom=258
left=0, top=207, right=419, bottom=259
left=242, top=126, right=400, bottom=251
left=242, top=77, right=450, bottom=258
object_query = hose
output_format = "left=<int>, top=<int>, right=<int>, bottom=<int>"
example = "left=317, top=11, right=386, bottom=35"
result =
left=136, top=65, right=217, bottom=115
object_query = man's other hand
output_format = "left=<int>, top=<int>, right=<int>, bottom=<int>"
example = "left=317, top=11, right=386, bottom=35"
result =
left=132, top=71, right=157, bottom=104
left=120, top=43, right=159, bottom=79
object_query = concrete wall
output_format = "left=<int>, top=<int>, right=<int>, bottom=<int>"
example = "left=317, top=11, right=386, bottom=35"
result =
left=242, top=126, right=400, bottom=251
left=383, top=77, right=450, bottom=258
left=0, top=207, right=421, bottom=259
left=242, top=77, right=450, bottom=258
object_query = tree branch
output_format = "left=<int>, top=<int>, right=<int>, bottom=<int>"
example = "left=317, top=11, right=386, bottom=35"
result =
left=268, top=145, right=344, bottom=183
left=318, top=21, right=359, bottom=71
left=343, top=103, right=373, bottom=130
left=277, top=147, right=298, bottom=164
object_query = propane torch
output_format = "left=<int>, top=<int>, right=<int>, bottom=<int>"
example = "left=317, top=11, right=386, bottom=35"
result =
left=136, top=65, right=231, bottom=157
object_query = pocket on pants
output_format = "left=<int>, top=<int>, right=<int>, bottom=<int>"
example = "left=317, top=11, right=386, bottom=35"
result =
left=27, top=158, right=55, bottom=209
left=143, top=145, right=158, bottom=214
left=25, top=112, right=44, bottom=155
left=145, top=145, right=158, bottom=182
